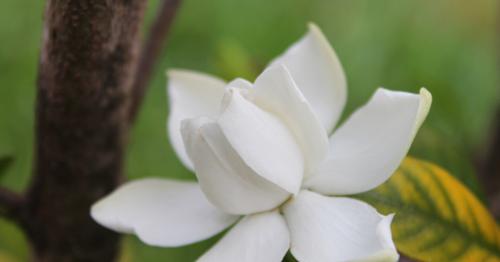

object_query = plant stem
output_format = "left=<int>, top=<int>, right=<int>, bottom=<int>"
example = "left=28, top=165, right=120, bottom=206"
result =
left=128, top=0, right=182, bottom=124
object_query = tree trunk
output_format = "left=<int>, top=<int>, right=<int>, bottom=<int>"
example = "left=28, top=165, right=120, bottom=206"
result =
left=23, top=0, right=146, bottom=260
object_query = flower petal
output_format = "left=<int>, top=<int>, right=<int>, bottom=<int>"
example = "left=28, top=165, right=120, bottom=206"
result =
left=282, top=190, right=398, bottom=262
left=198, top=210, right=290, bottom=262
left=305, top=88, right=432, bottom=195
left=271, top=23, right=347, bottom=132
left=218, top=89, right=304, bottom=194
left=226, top=77, right=253, bottom=90
left=250, top=65, right=329, bottom=177
left=90, top=179, right=238, bottom=247
left=181, top=117, right=291, bottom=215
left=167, top=69, right=226, bottom=170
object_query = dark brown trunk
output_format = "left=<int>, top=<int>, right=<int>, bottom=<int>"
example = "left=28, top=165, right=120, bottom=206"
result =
left=23, top=0, right=146, bottom=260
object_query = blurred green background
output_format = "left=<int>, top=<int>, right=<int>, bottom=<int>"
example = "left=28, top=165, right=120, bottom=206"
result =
left=0, top=0, right=498, bottom=261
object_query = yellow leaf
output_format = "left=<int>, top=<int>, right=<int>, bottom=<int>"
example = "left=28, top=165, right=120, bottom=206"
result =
left=358, top=157, right=500, bottom=262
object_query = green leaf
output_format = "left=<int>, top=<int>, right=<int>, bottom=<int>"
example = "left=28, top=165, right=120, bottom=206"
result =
left=282, top=251, right=298, bottom=262
left=358, top=157, right=500, bottom=261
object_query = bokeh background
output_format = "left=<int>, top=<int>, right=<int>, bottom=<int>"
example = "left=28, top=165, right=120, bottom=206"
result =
left=0, top=0, right=498, bottom=261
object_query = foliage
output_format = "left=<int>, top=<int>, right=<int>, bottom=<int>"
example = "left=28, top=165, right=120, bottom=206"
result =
left=359, top=157, right=500, bottom=261
left=0, top=0, right=497, bottom=261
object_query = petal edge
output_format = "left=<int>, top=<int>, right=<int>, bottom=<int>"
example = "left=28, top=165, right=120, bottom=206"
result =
left=282, top=191, right=399, bottom=262
left=198, top=211, right=290, bottom=262
left=271, top=23, right=347, bottom=132
left=306, top=88, right=432, bottom=195
left=181, top=117, right=291, bottom=215
left=251, top=65, right=329, bottom=177
left=91, top=178, right=238, bottom=247
left=167, top=69, right=226, bottom=170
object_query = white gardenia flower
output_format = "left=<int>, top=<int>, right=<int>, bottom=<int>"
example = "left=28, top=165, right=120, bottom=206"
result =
left=91, top=23, right=432, bottom=262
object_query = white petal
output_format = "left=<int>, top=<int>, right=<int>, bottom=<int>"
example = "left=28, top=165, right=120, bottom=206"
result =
left=181, top=117, right=291, bottom=215
left=167, top=69, right=226, bottom=170
left=218, top=89, right=304, bottom=194
left=305, top=88, right=432, bottom=195
left=271, top=23, right=347, bottom=132
left=90, top=179, right=238, bottom=247
left=198, top=210, right=290, bottom=262
left=226, top=78, right=253, bottom=90
left=249, top=65, right=329, bottom=177
left=282, top=190, right=399, bottom=262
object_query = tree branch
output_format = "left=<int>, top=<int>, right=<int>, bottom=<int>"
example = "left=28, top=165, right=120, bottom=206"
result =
left=23, top=0, right=147, bottom=261
left=0, top=187, right=23, bottom=220
left=477, top=108, right=500, bottom=216
left=128, top=0, right=182, bottom=123
left=0, top=156, right=21, bottom=220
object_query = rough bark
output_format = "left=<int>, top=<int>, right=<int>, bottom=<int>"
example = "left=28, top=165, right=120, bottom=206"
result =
left=22, top=0, right=147, bottom=261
